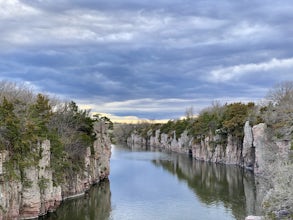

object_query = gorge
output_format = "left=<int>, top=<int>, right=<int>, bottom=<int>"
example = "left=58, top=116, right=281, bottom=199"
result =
left=0, top=82, right=292, bottom=219
left=125, top=120, right=292, bottom=219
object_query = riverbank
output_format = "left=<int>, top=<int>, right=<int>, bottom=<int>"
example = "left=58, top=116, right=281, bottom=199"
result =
left=127, top=121, right=291, bottom=174
left=0, top=122, right=111, bottom=220
left=125, top=121, right=292, bottom=219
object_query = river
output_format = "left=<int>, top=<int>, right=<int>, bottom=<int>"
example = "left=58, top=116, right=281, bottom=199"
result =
left=44, top=145, right=260, bottom=220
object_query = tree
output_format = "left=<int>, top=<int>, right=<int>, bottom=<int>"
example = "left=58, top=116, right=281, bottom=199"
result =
left=267, top=81, right=293, bottom=106
left=0, top=97, right=37, bottom=181
left=28, top=94, right=52, bottom=138
left=185, top=106, right=194, bottom=120
left=222, top=103, right=253, bottom=139
left=0, top=80, right=34, bottom=105
left=47, top=100, right=99, bottom=184
left=0, top=97, right=21, bottom=153
left=112, top=123, right=136, bottom=143
left=93, top=114, right=114, bottom=130
left=259, top=81, right=293, bottom=218
left=263, top=81, right=293, bottom=139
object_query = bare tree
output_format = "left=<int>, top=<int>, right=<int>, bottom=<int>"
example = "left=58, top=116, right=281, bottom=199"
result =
left=260, top=81, right=293, bottom=218
left=112, top=123, right=135, bottom=143
left=185, top=106, right=194, bottom=120
left=264, top=81, right=293, bottom=139
left=267, top=81, right=293, bottom=106
left=0, top=80, right=35, bottom=104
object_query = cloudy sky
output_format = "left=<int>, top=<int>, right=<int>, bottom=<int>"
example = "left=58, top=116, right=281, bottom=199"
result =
left=1, top=0, right=293, bottom=122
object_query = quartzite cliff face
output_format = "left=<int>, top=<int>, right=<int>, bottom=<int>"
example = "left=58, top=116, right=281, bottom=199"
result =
left=127, top=121, right=291, bottom=174
left=0, top=122, right=111, bottom=220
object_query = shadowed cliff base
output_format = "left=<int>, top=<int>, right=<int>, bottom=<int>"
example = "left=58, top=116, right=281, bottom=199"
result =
left=42, top=180, right=111, bottom=220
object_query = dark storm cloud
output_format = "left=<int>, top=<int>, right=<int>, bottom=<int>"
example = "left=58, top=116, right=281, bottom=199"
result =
left=1, top=0, right=293, bottom=120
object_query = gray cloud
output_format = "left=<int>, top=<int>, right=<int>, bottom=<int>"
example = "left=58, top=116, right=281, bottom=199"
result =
left=1, top=0, right=293, bottom=120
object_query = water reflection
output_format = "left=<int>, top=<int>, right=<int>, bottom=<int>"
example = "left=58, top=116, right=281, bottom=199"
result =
left=152, top=150, right=261, bottom=219
left=43, top=180, right=111, bottom=220
left=42, top=146, right=261, bottom=220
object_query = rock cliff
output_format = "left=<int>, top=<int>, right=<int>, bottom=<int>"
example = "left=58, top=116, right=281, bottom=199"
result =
left=127, top=121, right=291, bottom=173
left=127, top=121, right=292, bottom=218
left=0, top=122, right=111, bottom=220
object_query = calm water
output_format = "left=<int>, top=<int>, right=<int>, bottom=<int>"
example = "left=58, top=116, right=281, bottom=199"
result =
left=45, top=145, right=259, bottom=220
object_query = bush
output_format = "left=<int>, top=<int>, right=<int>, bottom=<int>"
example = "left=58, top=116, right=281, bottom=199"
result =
left=262, top=161, right=293, bottom=218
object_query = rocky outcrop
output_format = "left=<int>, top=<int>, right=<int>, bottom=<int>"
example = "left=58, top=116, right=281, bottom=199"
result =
left=252, top=123, right=268, bottom=175
left=149, top=130, right=192, bottom=155
left=243, top=121, right=254, bottom=170
left=0, top=181, right=22, bottom=220
left=127, top=133, right=147, bottom=150
left=127, top=121, right=291, bottom=174
left=19, top=140, right=62, bottom=219
left=61, top=123, right=111, bottom=200
left=0, top=122, right=111, bottom=220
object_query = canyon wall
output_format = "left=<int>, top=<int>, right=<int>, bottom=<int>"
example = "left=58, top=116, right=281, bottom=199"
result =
left=0, top=122, right=111, bottom=220
left=127, top=121, right=292, bottom=219
left=127, top=121, right=291, bottom=174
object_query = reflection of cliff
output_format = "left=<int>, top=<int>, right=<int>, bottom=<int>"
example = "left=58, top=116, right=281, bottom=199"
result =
left=0, top=122, right=111, bottom=220
left=44, top=180, right=111, bottom=220
left=152, top=152, right=262, bottom=220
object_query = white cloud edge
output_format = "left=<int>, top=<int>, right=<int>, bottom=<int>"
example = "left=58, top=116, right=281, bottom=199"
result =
left=207, top=57, right=293, bottom=83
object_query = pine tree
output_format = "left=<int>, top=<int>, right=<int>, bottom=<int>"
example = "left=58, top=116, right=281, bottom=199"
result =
left=0, top=97, right=22, bottom=179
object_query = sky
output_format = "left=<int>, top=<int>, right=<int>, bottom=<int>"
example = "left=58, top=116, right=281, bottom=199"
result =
left=0, top=0, right=293, bottom=122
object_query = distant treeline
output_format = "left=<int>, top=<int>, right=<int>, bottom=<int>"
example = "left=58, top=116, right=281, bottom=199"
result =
left=114, top=81, right=293, bottom=149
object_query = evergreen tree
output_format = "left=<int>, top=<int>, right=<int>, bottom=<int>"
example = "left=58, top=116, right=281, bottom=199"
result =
left=28, top=93, right=52, bottom=138
left=0, top=97, right=23, bottom=180
left=0, top=97, right=21, bottom=152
